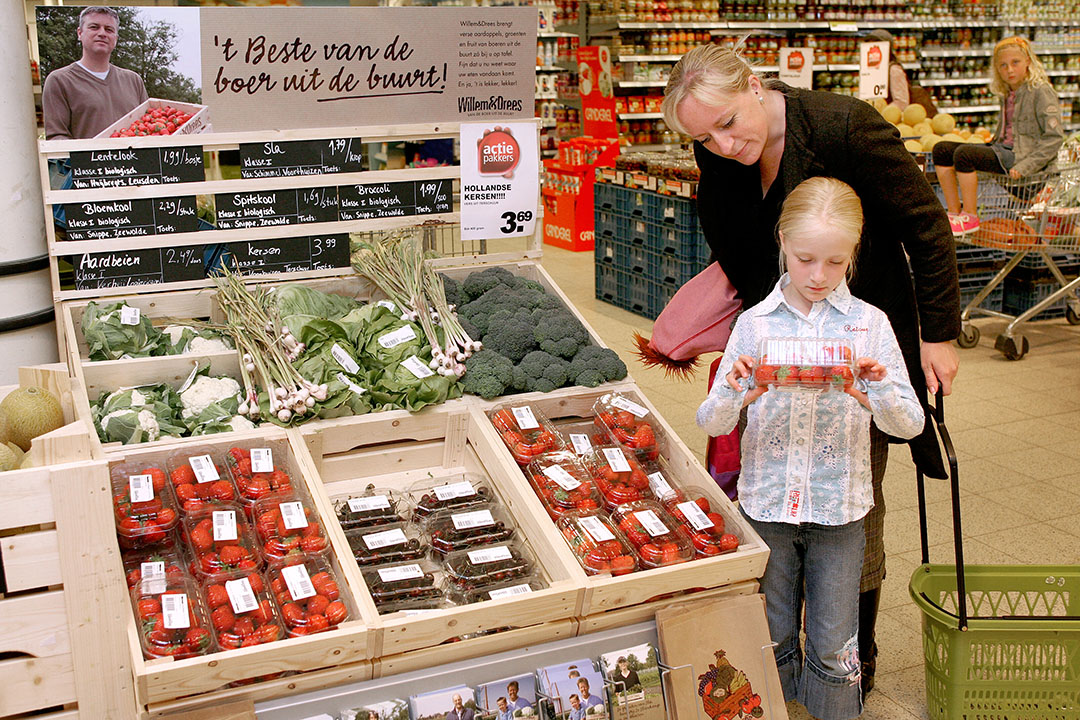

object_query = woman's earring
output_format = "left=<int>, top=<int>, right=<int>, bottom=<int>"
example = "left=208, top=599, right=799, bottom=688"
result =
left=758, top=94, right=765, bottom=105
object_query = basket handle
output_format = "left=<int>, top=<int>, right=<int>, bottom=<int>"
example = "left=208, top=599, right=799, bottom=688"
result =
left=916, top=387, right=969, bottom=630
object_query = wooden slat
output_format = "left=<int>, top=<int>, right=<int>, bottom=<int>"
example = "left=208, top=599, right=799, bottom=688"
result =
left=0, top=466, right=55, bottom=528
left=0, top=590, right=71, bottom=657
left=81, top=353, right=239, bottom=399
left=159, top=699, right=255, bottom=720
left=303, top=405, right=453, bottom=455
left=2, top=529, right=62, bottom=591
left=0, top=654, right=77, bottom=717
left=318, top=440, right=448, bottom=483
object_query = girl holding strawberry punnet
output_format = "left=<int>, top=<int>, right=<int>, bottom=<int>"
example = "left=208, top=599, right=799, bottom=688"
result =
left=697, top=177, right=924, bottom=720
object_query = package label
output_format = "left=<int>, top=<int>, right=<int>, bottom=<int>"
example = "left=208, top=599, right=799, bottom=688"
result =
left=226, top=577, right=259, bottom=614
left=648, top=472, right=675, bottom=499
left=363, top=527, right=408, bottom=549
left=434, top=481, right=475, bottom=501
left=251, top=447, right=274, bottom=473
left=213, top=509, right=238, bottom=542
left=401, top=355, right=435, bottom=379
left=542, top=464, right=581, bottom=491
left=378, top=564, right=424, bottom=582
left=280, top=501, right=309, bottom=530
left=678, top=501, right=715, bottom=532
left=129, top=474, right=154, bottom=503
left=634, top=510, right=668, bottom=537
left=569, top=433, right=592, bottom=455
left=580, top=515, right=615, bottom=543
left=120, top=305, right=141, bottom=325
left=140, top=561, right=166, bottom=595
left=162, top=593, right=190, bottom=629
left=281, top=563, right=317, bottom=601
left=468, top=546, right=513, bottom=564
left=378, top=325, right=417, bottom=349
left=452, top=509, right=495, bottom=530
left=611, top=396, right=649, bottom=418
left=348, top=495, right=391, bottom=512
left=511, top=406, right=539, bottom=430
left=332, top=343, right=361, bottom=374
left=603, top=447, right=632, bottom=473
left=488, top=583, right=533, bottom=599
left=189, top=454, right=220, bottom=483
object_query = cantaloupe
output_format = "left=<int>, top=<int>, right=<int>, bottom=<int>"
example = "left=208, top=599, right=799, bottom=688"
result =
left=0, top=387, right=64, bottom=451
left=958, top=128, right=972, bottom=140
left=921, top=133, right=944, bottom=151
left=967, top=135, right=986, bottom=144
left=872, top=97, right=888, bottom=112
left=0, top=444, right=18, bottom=473
left=912, top=120, right=933, bottom=136
left=942, top=132, right=966, bottom=143
left=904, top=139, right=924, bottom=152
left=932, top=113, right=957, bottom=134
left=896, top=123, right=915, bottom=137
left=903, top=104, right=928, bottom=126
left=882, top=103, right=903, bottom=124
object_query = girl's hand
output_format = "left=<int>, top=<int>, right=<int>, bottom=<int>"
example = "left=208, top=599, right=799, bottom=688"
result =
left=725, top=355, right=768, bottom=406
left=1009, top=168, right=1022, bottom=180
left=855, top=357, right=887, bottom=382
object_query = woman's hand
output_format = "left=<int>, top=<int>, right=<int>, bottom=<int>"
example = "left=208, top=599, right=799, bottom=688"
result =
left=726, top=354, right=768, bottom=406
left=1009, top=167, right=1022, bottom=180
left=920, top=341, right=959, bottom=395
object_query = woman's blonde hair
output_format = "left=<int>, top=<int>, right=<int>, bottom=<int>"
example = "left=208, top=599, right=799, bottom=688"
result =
left=777, top=177, right=863, bottom=278
left=661, top=44, right=757, bottom=135
left=990, top=36, right=1051, bottom=96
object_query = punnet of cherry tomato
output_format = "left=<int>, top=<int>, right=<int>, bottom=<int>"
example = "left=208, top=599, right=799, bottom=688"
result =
left=488, top=404, right=565, bottom=465
left=592, top=393, right=661, bottom=461
left=108, top=103, right=195, bottom=137
left=751, top=337, right=857, bottom=391
left=111, top=462, right=180, bottom=551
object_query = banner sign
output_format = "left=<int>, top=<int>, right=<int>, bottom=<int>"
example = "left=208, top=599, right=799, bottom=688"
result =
left=578, top=46, right=617, bottom=139
left=459, top=121, right=539, bottom=241
left=859, top=40, right=890, bottom=101
left=779, top=47, right=813, bottom=90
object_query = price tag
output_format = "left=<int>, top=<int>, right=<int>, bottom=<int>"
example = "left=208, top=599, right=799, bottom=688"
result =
left=579, top=515, right=615, bottom=543
left=363, top=527, right=408, bottom=549
left=128, top=474, right=154, bottom=503
left=603, top=447, right=632, bottom=473
left=251, top=448, right=274, bottom=473
left=404, top=608, right=440, bottom=616
left=120, top=305, right=141, bottom=325
left=634, top=510, right=669, bottom=537
left=225, top=577, right=259, bottom=614
left=569, top=433, right=592, bottom=455
left=213, top=510, right=238, bottom=542
left=677, top=501, right=715, bottom=532
left=542, top=464, right=581, bottom=491
left=178, top=363, right=200, bottom=394
left=467, top=546, right=513, bottom=564
left=161, top=593, right=190, bottom=629
left=377, top=325, right=417, bottom=349
left=378, top=564, right=424, bottom=583
left=377, top=300, right=398, bottom=313
left=452, top=510, right=495, bottom=530
left=830, top=21, right=859, bottom=31
left=348, top=495, right=391, bottom=513
left=281, top=563, right=317, bottom=601
left=859, top=40, right=890, bottom=100
left=611, top=396, right=649, bottom=418
left=511, top=406, right=540, bottom=430
left=140, top=561, right=166, bottom=595
left=401, top=355, right=435, bottom=379
left=434, top=481, right=475, bottom=501
left=279, top=501, right=309, bottom=530
left=335, top=372, right=366, bottom=396
left=331, top=343, right=361, bottom=374
left=488, top=583, right=533, bottom=599
left=188, top=454, right=219, bottom=483
left=648, top=472, right=675, bottom=499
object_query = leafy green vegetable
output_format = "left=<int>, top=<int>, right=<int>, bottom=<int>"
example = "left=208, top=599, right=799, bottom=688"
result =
left=270, top=284, right=361, bottom=320
left=82, top=301, right=171, bottom=361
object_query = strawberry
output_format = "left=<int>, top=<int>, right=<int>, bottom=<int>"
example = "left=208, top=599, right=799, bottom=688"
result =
left=802, top=366, right=826, bottom=387
left=777, top=365, right=800, bottom=386
left=829, top=366, right=854, bottom=390
left=630, top=423, right=655, bottom=449
left=754, top=364, right=779, bottom=386
left=325, top=600, right=348, bottom=626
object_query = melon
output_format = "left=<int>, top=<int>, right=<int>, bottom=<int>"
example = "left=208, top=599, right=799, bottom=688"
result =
left=967, top=135, right=986, bottom=144
left=904, top=139, right=924, bottom=152
left=0, top=444, right=17, bottom=473
left=872, top=97, right=888, bottom=112
left=932, top=113, right=957, bottom=134
left=0, top=386, right=64, bottom=451
left=882, top=103, right=903, bottom=125
left=920, top=133, right=944, bottom=151
left=902, top=103, right=928, bottom=126
left=958, top=128, right=972, bottom=140
left=912, top=120, right=933, bottom=136
left=942, top=132, right=966, bottom=143
left=896, top=123, right=915, bottom=137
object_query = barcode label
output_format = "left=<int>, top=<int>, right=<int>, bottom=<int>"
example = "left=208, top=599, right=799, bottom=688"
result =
left=611, top=396, right=649, bottom=418
left=488, top=583, right=533, bottom=599
left=468, top=546, right=513, bottom=564
left=434, top=481, right=475, bottom=501
left=401, top=355, right=435, bottom=379
left=542, top=464, right=581, bottom=491
left=331, top=343, right=361, bottom=374
left=161, top=593, right=190, bottom=629
left=225, top=577, right=259, bottom=614
left=404, top=609, right=440, bottom=616
left=378, top=325, right=417, bottom=349
left=603, top=447, right=632, bottom=473
left=678, top=501, right=715, bottom=532
left=140, top=561, right=166, bottom=595
left=363, top=528, right=408, bottom=549
left=250, top=448, right=274, bottom=473
left=129, top=474, right=154, bottom=503
left=348, top=495, right=391, bottom=512
left=279, top=501, right=308, bottom=530
left=569, top=433, right=592, bottom=455
left=377, top=300, right=398, bottom=312
left=579, top=515, right=615, bottom=543
left=648, top=472, right=675, bottom=499
left=664, top=206, right=675, bottom=219
left=378, top=564, right=424, bottom=583
left=189, top=454, right=219, bottom=483
left=336, top=372, right=366, bottom=396
left=511, top=406, right=539, bottom=430
left=635, top=510, right=669, bottom=537
left=452, top=510, right=495, bottom=530
left=280, top=564, right=317, bottom=601
left=120, top=305, right=141, bottom=325
left=212, top=510, right=238, bottom=542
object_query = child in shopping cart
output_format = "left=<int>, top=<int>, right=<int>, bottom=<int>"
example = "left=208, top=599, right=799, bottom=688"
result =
left=934, top=35, right=1065, bottom=237
left=697, top=177, right=925, bottom=720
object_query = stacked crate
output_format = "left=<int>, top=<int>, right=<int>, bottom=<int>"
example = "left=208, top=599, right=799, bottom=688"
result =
left=954, top=242, right=1007, bottom=313
left=593, top=183, right=708, bottom=319
left=1001, top=252, right=1080, bottom=319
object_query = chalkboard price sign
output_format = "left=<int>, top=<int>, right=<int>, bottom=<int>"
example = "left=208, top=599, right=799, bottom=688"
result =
left=338, top=180, right=452, bottom=221
left=69, top=146, right=205, bottom=189
left=239, top=138, right=365, bottom=178
left=215, top=187, right=340, bottom=229
left=64, top=195, right=199, bottom=241
left=67, top=245, right=204, bottom=291
left=222, top=234, right=349, bottom=276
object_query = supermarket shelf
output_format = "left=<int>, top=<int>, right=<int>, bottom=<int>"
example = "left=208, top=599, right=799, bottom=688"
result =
left=1048, top=69, right=1080, bottom=76
left=554, top=60, right=578, bottom=71
left=1061, top=91, right=1080, bottom=99
left=936, top=103, right=998, bottom=113
left=617, top=54, right=684, bottom=62
left=920, top=76, right=988, bottom=87
left=538, top=30, right=577, bottom=38
left=922, top=47, right=994, bottom=58
left=536, top=66, right=569, bottom=72
left=616, top=80, right=668, bottom=87
left=756, top=62, right=919, bottom=72
left=724, top=21, right=830, bottom=29
left=1032, top=46, right=1080, bottom=54
left=620, top=143, right=683, bottom=152
left=619, top=112, right=663, bottom=119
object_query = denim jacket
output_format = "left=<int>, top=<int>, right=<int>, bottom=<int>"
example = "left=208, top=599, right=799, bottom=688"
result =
left=992, top=82, right=1065, bottom=176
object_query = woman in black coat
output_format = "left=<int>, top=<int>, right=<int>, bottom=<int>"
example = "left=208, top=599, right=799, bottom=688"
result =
left=661, top=43, right=961, bottom=701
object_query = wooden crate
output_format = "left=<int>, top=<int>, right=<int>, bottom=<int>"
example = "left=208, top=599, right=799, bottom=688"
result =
left=467, top=385, right=771, bottom=616
left=296, top=405, right=585, bottom=658
left=96, top=98, right=211, bottom=138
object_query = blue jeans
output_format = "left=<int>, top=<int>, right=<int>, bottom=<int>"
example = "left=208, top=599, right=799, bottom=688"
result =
left=742, top=508, right=865, bottom=720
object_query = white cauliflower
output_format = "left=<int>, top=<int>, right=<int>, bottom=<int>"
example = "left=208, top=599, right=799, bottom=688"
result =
left=185, top=336, right=233, bottom=355
left=103, top=387, right=149, bottom=409
left=180, top=375, right=241, bottom=418
left=227, top=415, right=256, bottom=432
left=163, top=325, right=188, bottom=345
left=100, top=408, right=160, bottom=442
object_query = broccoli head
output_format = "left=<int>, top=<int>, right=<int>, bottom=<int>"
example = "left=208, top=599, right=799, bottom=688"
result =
left=513, top=350, right=570, bottom=393
left=535, top=309, right=590, bottom=359
left=482, top=308, right=538, bottom=362
left=568, top=345, right=628, bottom=387
left=460, top=349, right=514, bottom=399
left=459, top=283, right=562, bottom=336
left=511, top=276, right=546, bottom=294
left=440, top=274, right=462, bottom=308
left=461, top=266, right=516, bottom=301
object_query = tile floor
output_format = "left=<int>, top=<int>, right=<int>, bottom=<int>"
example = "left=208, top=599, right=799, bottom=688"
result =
left=540, top=245, right=1080, bottom=720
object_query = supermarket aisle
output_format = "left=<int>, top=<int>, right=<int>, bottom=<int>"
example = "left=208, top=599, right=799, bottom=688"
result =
left=541, top=245, right=1080, bottom=720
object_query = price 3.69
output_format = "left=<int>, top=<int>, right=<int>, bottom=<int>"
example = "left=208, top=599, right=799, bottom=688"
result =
left=500, top=210, right=533, bottom=234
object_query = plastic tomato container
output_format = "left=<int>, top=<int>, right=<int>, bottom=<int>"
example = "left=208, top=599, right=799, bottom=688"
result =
left=377, top=596, right=458, bottom=616
left=410, top=475, right=495, bottom=520
left=180, top=505, right=262, bottom=581
left=122, top=547, right=188, bottom=592
left=592, top=392, right=661, bottom=460
left=452, top=575, right=547, bottom=605
left=131, top=577, right=214, bottom=659
left=443, top=543, right=536, bottom=590
left=224, top=444, right=296, bottom=513
left=663, top=493, right=741, bottom=557
left=346, top=521, right=427, bottom=566
left=167, top=447, right=239, bottom=516
left=252, top=494, right=330, bottom=563
left=426, top=504, right=517, bottom=557
left=488, top=403, right=565, bottom=466
left=201, top=571, right=285, bottom=650
left=361, top=558, right=445, bottom=608
left=752, top=337, right=856, bottom=391
left=525, top=451, right=603, bottom=520
left=640, top=462, right=686, bottom=507
left=610, top=500, right=694, bottom=568
left=333, top=486, right=409, bottom=531
left=555, top=419, right=609, bottom=458
left=556, top=510, right=639, bottom=576
left=267, top=556, right=352, bottom=637
left=111, top=462, right=180, bottom=551
left=583, top=445, right=654, bottom=511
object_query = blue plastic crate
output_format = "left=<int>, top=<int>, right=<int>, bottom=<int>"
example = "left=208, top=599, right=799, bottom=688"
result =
left=954, top=243, right=1007, bottom=266
left=595, top=207, right=629, bottom=240
left=959, top=285, right=1004, bottom=312
left=593, top=182, right=620, bottom=211
left=595, top=262, right=675, bottom=320
left=650, top=193, right=700, bottom=230
left=595, top=261, right=621, bottom=304
left=655, top=251, right=705, bottom=286
left=624, top=216, right=705, bottom=261
left=595, top=231, right=617, bottom=266
left=1003, top=278, right=1079, bottom=320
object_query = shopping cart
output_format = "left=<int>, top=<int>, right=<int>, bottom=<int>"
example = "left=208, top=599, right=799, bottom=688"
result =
left=954, top=167, right=1080, bottom=360
left=910, top=391, right=1080, bottom=718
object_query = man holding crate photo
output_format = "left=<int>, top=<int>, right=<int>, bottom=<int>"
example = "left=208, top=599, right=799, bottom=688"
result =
left=43, top=6, right=148, bottom=140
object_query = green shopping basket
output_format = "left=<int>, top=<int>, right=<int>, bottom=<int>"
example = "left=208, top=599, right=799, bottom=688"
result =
left=909, top=391, right=1080, bottom=719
